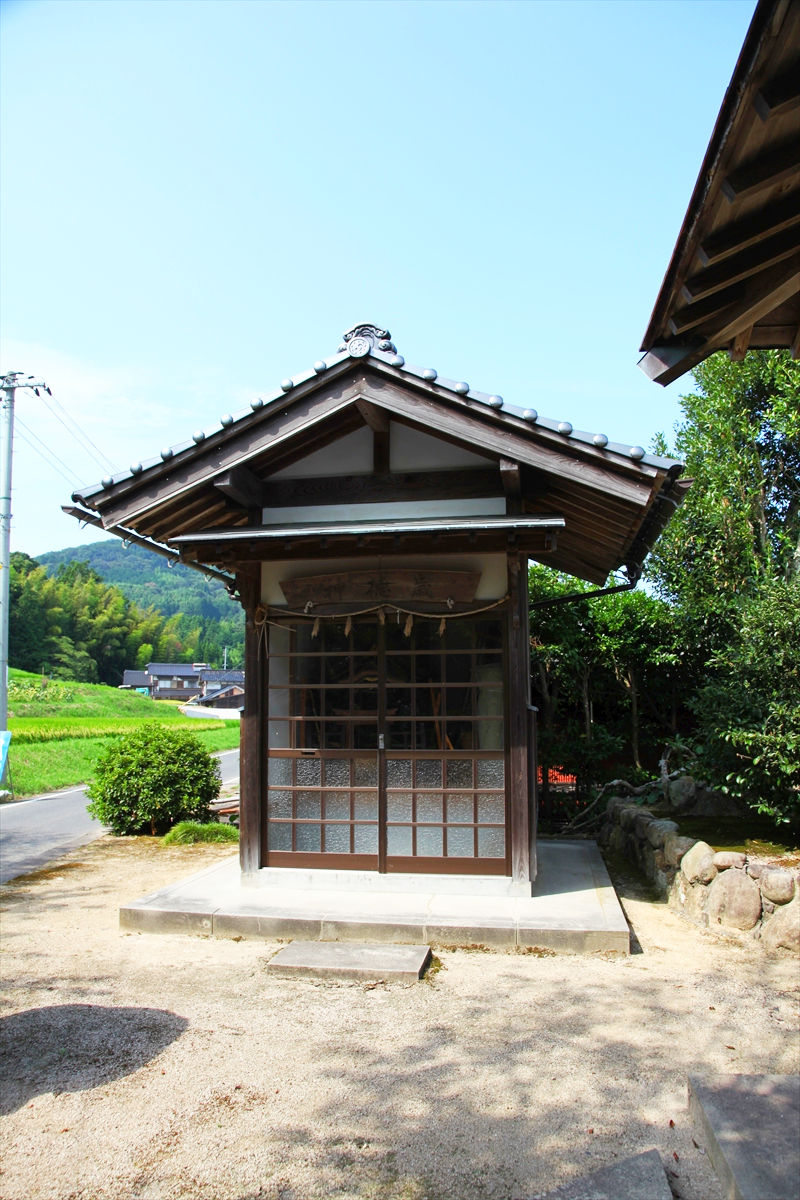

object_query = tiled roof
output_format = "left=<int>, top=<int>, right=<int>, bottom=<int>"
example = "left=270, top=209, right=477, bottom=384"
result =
left=76, top=323, right=680, bottom=500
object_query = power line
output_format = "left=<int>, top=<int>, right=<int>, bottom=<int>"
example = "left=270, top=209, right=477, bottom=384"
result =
left=38, top=390, right=116, bottom=472
left=15, top=417, right=80, bottom=486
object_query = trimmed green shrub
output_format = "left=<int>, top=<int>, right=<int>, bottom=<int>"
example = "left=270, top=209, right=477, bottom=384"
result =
left=162, top=821, right=239, bottom=845
left=86, top=723, right=220, bottom=835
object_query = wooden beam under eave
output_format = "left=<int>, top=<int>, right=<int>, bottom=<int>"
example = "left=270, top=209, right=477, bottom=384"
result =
left=721, top=138, right=800, bottom=203
left=683, top=225, right=800, bottom=304
left=355, top=397, right=390, bottom=433
left=698, top=191, right=800, bottom=266
left=791, top=323, right=800, bottom=360
left=214, top=465, right=267, bottom=510
left=729, top=326, right=754, bottom=362
left=754, top=59, right=800, bottom=121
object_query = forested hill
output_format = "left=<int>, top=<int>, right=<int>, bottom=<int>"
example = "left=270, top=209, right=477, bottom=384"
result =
left=38, top=540, right=237, bottom=622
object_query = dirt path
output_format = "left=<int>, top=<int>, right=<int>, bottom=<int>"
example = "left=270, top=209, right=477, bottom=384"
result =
left=1, top=837, right=798, bottom=1200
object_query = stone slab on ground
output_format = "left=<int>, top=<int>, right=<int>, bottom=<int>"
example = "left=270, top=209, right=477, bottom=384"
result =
left=266, top=940, right=432, bottom=983
left=528, top=1149, right=672, bottom=1200
left=688, top=1074, right=800, bottom=1200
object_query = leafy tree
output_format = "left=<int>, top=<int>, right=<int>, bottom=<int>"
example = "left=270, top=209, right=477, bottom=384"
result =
left=86, top=723, right=221, bottom=835
left=646, top=350, right=800, bottom=826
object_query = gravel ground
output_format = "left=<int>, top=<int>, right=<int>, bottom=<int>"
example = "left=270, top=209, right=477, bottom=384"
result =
left=1, top=837, right=798, bottom=1200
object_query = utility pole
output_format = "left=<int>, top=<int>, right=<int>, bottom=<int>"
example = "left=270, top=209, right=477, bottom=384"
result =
left=0, top=372, right=50, bottom=734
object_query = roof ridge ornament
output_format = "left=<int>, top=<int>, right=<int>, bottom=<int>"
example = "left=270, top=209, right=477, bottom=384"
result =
left=338, top=323, right=396, bottom=358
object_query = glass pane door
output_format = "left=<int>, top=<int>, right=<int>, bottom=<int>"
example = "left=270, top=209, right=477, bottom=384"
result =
left=264, top=615, right=508, bottom=873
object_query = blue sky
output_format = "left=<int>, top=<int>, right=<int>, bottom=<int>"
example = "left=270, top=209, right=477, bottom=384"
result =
left=1, top=0, right=755, bottom=557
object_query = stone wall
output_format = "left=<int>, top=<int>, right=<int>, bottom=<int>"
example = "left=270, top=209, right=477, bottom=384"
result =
left=598, top=795, right=800, bottom=954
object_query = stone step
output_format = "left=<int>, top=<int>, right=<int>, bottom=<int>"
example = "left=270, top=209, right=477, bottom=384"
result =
left=528, top=1149, right=672, bottom=1200
left=265, top=940, right=432, bottom=983
left=689, top=1074, right=800, bottom=1200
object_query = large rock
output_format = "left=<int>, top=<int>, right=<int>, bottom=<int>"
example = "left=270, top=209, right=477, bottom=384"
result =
left=761, top=896, right=800, bottom=954
left=664, top=832, right=696, bottom=868
left=681, top=840, right=718, bottom=885
left=668, top=776, right=698, bottom=811
left=760, top=868, right=796, bottom=906
left=645, top=819, right=680, bottom=848
left=669, top=874, right=709, bottom=925
left=713, top=851, right=747, bottom=870
left=706, top=869, right=762, bottom=931
left=619, top=804, right=651, bottom=831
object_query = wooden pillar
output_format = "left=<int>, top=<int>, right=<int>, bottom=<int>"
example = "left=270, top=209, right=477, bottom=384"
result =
left=506, top=552, right=532, bottom=884
left=238, top=569, right=264, bottom=875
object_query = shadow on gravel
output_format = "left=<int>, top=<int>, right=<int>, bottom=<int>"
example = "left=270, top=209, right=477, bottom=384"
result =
left=0, top=1003, right=188, bottom=1114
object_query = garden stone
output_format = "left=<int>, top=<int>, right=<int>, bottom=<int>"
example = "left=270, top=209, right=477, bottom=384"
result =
left=645, top=819, right=679, bottom=848
left=664, top=833, right=696, bottom=868
left=670, top=875, right=709, bottom=924
left=760, top=868, right=796, bottom=906
left=746, top=861, right=764, bottom=880
left=634, top=811, right=656, bottom=840
left=706, top=869, right=762, bottom=932
left=668, top=776, right=697, bottom=811
left=620, top=805, right=650, bottom=831
left=713, top=851, right=746, bottom=870
left=681, top=840, right=718, bottom=885
left=761, top=896, right=800, bottom=954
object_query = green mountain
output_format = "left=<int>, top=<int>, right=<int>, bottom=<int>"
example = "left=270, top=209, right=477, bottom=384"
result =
left=38, top=540, right=239, bottom=623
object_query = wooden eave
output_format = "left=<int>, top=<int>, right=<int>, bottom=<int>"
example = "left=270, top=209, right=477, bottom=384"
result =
left=640, top=0, right=800, bottom=385
left=71, top=354, right=682, bottom=586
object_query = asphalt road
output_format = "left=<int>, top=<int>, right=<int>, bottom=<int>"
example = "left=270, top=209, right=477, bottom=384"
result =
left=0, top=748, right=240, bottom=886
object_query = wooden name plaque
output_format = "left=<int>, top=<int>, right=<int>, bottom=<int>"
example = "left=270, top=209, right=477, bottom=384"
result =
left=280, top=569, right=481, bottom=607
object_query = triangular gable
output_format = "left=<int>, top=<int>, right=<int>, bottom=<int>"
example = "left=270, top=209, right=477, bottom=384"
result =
left=69, top=324, right=687, bottom=585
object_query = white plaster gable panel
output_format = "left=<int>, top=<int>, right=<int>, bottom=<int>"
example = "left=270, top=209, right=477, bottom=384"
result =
left=270, top=425, right=373, bottom=478
left=390, top=423, right=494, bottom=471
left=261, top=554, right=508, bottom=606
left=263, top=497, right=506, bottom=526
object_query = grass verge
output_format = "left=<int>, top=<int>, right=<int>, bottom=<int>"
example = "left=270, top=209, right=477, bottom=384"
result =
left=5, top=671, right=240, bottom=797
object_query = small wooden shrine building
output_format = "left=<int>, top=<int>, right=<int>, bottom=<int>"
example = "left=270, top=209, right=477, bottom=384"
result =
left=68, top=324, right=686, bottom=891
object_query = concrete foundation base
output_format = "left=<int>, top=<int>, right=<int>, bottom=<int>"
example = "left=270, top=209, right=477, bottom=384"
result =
left=120, top=839, right=629, bottom=954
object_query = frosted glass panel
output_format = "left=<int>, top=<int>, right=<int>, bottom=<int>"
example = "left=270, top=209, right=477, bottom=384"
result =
left=478, top=827, right=505, bottom=858
left=354, top=758, right=377, bottom=787
left=477, top=795, right=504, bottom=823
left=269, top=822, right=292, bottom=850
left=323, top=793, right=350, bottom=820
left=416, top=795, right=443, bottom=823
left=354, top=824, right=378, bottom=853
left=447, top=794, right=473, bottom=823
left=416, top=759, right=442, bottom=787
left=447, top=826, right=475, bottom=857
left=387, top=826, right=413, bottom=856
left=387, top=759, right=412, bottom=787
left=323, top=759, right=350, bottom=787
left=267, top=790, right=291, bottom=818
left=268, top=759, right=291, bottom=785
left=296, top=791, right=321, bottom=819
left=446, top=759, right=472, bottom=787
left=296, top=823, right=321, bottom=852
left=417, top=826, right=443, bottom=856
left=354, top=791, right=378, bottom=820
left=477, top=759, right=505, bottom=788
left=324, top=824, right=350, bottom=853
left=387, top=793, right=412, bottom=821
left=296, top=758, right=321, bottom=785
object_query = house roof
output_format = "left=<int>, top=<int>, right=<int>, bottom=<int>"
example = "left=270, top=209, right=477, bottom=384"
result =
left=640, top=0, right=800, bottom=385
left=146, top=663, right=204, bottom=677
left=68, top=323, right=687, bottom=587
left=121, top=670, right=155, bottom=688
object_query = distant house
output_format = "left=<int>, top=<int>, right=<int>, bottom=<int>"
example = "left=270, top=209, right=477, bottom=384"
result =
left=120, top=669, right=156, bottom=696
left=196, top=668, right=245, bottom=709
left=144, top=662, right=209, bottom=701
